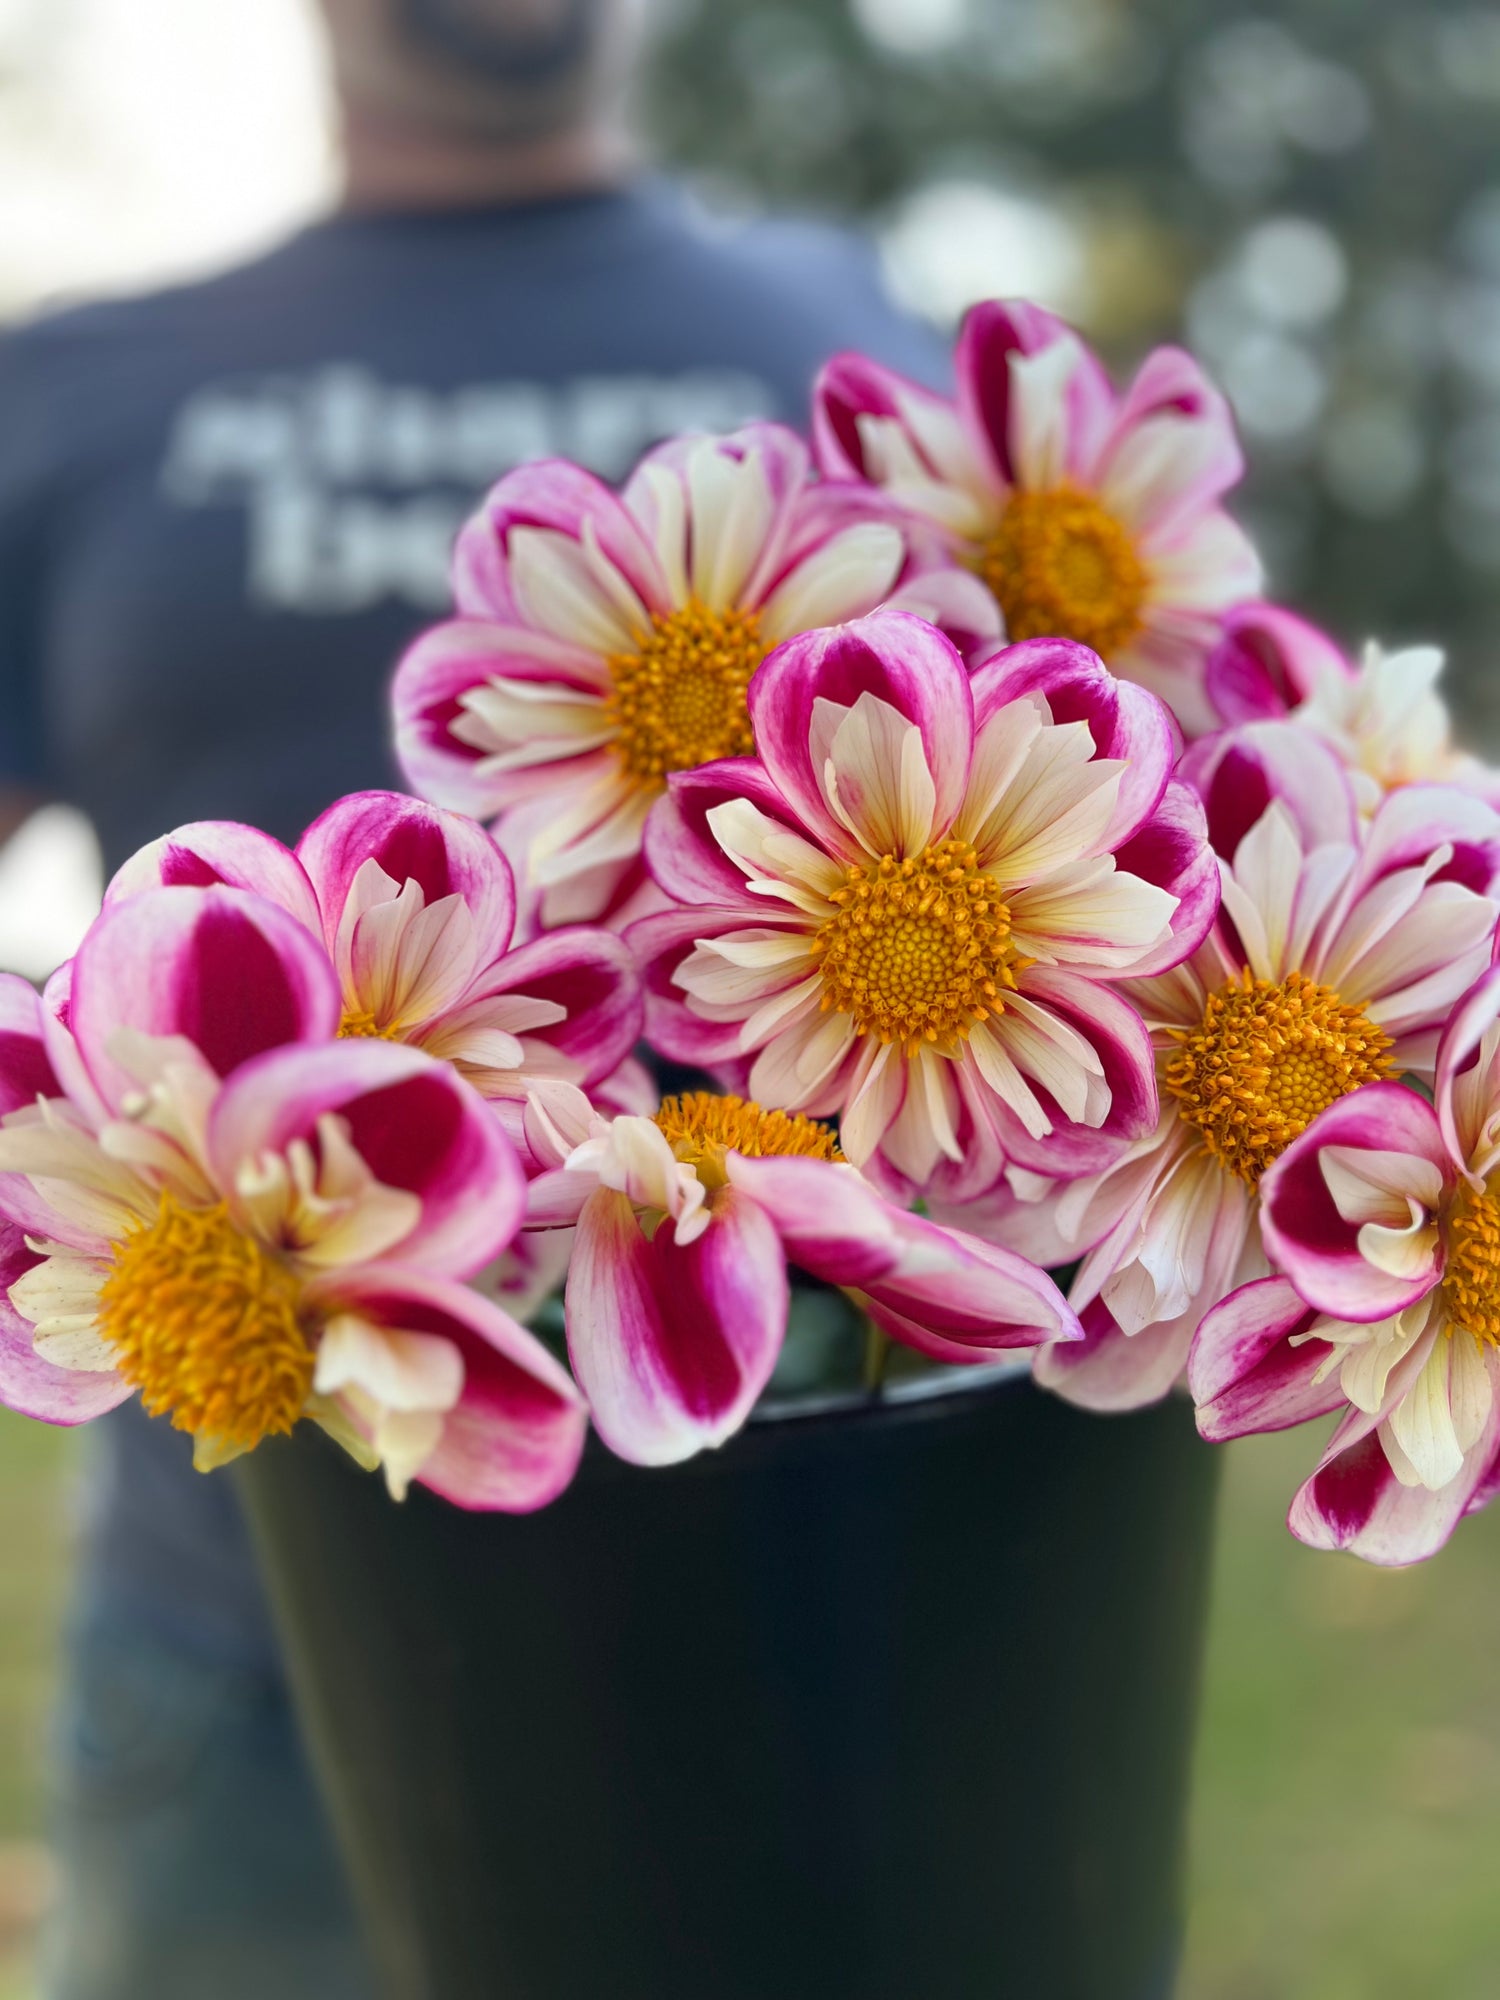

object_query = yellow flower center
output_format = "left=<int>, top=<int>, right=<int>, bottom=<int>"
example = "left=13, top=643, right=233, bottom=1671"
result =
left=1165, top=970, right=1393, bottom=1187
left=1442, top=1185, right=1500, bottom=1347
left=338, top=1007, right=404, bottom=1040
left=654, top=1091, right=842, bottom=1189
left=98, top=1193, right=314, bottom=1453
left=811, top=838, right=1023, bottom=1057
left=606, top=600, right=764, bottom=787
left=978, top=484, right=1147, bottom=657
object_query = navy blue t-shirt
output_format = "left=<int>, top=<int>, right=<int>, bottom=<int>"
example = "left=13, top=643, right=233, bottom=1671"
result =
left=0, top=181, right=944, bottom=1664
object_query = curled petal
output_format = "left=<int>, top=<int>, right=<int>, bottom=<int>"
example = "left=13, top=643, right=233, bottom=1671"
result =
left=0, top=1225, right=130, bottom=1425
left=567, top=1184, right=787, bottom=1465
left=297, top=791, right=515, bottom=965
left=955, top=299, right=1115, bottom=489
left=106, top=822, right=322, bottom=935
left=1182, top=722, right=1358, bottom=859
left=1110, top=780, right=1220, bottom=976
left=310, top=1267, right=587, bottom=1512
left=968, top=636, right=1176, bottom=850
left=1259, top=1084, right=1451, bottom=1323
left=70, top=887, right=342, bottom=1110
left=452, top=458, right=667, bottom=624
left=1436, top=962, right=1500, bottom=1177
left=470, top=926, right=642, bottom=1088
left=1206, top=603, right=1352, bottom=726
left=1033, top=1293, right=1196, bottom=1412
left=1188, top=1277, right=1346, bottom=1440
left=746, top=611, right=974, bottom=859
left=0, top=975, right=61, bottom=1119
left=210, top=1040, right=524, bottom=1279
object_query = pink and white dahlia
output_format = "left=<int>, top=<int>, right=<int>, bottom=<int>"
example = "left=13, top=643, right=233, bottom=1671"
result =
left=630, top=610, right=1216, bottom=1203
left=391, top=425, right=998, bottom=924
left=1206, top=602, right=1500, bottom=811
left=109, top=791, right=641, bottom=1144
left=523, top=1085, right=1078, bottom=1464
left=814, top=299, right=1262, bottom=736
left=1001, top=730, right=1500, bottom=1411
left=1190, top=966, right=1500, bottom=1564
left=0, top=891, right=585, bottom=1510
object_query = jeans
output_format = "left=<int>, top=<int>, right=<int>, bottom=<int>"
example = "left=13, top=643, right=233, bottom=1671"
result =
left=40, top=1585, right=373, bottom=2000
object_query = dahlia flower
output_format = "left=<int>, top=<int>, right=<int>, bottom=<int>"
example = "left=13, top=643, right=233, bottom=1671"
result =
left=1191, top=965, right=1500, bottom=1564
left=523, top=1085, right=1078, bottom=1464
left=0, top=891, right=586, bottom=1509
left=813, top=299, right=1261, bottom=736
left=391, top=425, right=998, bottom=925
left=1205, top=602, right=1500, bottom=811
left=1001, top=729, right=1500, bottom=1410
left=630, top=610, right=1216, bottom=1202
left=108, top=791, right=641, bottom=1145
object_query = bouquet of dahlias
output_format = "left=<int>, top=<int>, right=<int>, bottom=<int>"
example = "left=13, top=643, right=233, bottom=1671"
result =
left=6, top=298, right=1498, bottom=1569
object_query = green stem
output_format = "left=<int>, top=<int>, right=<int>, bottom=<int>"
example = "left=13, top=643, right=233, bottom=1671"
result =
left=862, top=1318, right=891, bottom=1397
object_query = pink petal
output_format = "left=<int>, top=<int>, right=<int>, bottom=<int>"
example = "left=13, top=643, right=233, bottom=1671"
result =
left=313, top=1267, right=586, bottom=1511
left=467, top=926, right=642, bottom=1087
left=1096, top=345, right=1245, bottom=531
left=566, top=1184, right=787, bottom=1465
left=1032, top=1293, right=1193, bottom=1410
left=391, top=616, right=610, bottom=819
left=1354, top=783, right=1500, bottom=900
left=969, top=636, right=1177, bottom=849
left=297, top=791, right=515, bottom=963
left=1188, top=1276, right=1344, bottom=1440
left=746, top=610, right=974, bottom=856
left=0, top=975, right=61, bottom=1118
left=812, top=352, right=956, bottom=483
left=627, top=904, right=776, bottom=1067
left=644, top=758, right=808, bottom=908
left=70, top=887, right=342, bottom=1109
left=1289, top=1394, right=1500, bottom=1565
left=1259, top=1083, right=1450, bottom=1321
left=975, top=966, right=1158, bottom=1179
left=1182, top=721, right=1357, bottom=858
left=0, top=1224, right=131, bottom=1425
left=1436, top=962, right=1500, bottom=1171
left=451, top=458, right=667, bottom=622
left=1112, top=779, right=1221, bottom=976
left=106, top=822, right=322, bottom=935
left=955, top=299, right=1114, bottom=487
left=1205, top=602, right=1352, bottom=726
left=210, top=1041, right=525, bottom=1278
left=863, top=1211, right=1080, bottom=1357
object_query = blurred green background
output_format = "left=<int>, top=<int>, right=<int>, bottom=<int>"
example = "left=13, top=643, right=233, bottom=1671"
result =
left=4, top=1408, right=1500, bottom=1998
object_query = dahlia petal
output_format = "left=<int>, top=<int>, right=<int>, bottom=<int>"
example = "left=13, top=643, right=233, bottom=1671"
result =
left=0, top=1226, right=130, bottom=1425
left=297, top=791, right=516, bottom=967
left=70, top=887, right=342, bottom=1110
left=464, top=926, right=642, bottom=1089
left=955, top=299, right=1115, bottom=487
left=1111, top=781, right=1220, bottom=976
left=0, top=975, right=61, bottom=1119
left=646, top=760, right=828, bottom=910
left=1258, top=1083, right=1451, bottom=1323
left=1183, top=723, right=1358, bottom=858
left=1033, top=1294, right=1195, bottom=1412
left=505, top=525, right=642, bottom=656
left=311, top=1268, right=587, bottom=1512
left=1188, top=1277, right=1346, bottom=1439
left=1290, top=1368, right=1500, bottom=1564
left=883, top=559, right=1004, bottom=655
left=746, top=612, right=974, bottom=858
left=969, top=637, right=1176, bottom=849
left=1436, top=963, right=1500, bottom=1176
left=813, top=353, right=973, bottom=491
left=1206, top=603, right=1352, bottom=726
left=453, top=459, right=668, bottom=623
left=566, top=1183, right=787, bottom=1465
left=758, top=521, right=905, bottom=640
left=1097, top=346, right=1245, bottom=533
left=861, top=1210, right=1080, bottom=1357
left=106, top=823, right=323, bottom=935
left=209, top=1040, right=524, bottom=1279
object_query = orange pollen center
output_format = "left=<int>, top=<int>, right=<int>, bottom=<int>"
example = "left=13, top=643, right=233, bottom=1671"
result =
left=97, top=1193, right=313, bottom=1452
left=810, top=838, right=1022, bottom=1057
left=1442, top=1186, right=1500, bottom=1348
left=978, top=484, right=1147, bottom=657
left=338, top=1007, right=404, bottom=1041
left=606, top=599, right=764, bottom=787
left=653, top=1091, right=842, bottom=1190
left=1165, top=970, right=1393, bottom=1187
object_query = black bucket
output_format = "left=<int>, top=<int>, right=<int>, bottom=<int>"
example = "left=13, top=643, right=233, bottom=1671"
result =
left=237, top=1369, right=1219, bottom=2000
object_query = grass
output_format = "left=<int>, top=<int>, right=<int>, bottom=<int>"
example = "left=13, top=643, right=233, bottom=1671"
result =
left=1, top=1409, right=1499, bottom=1996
